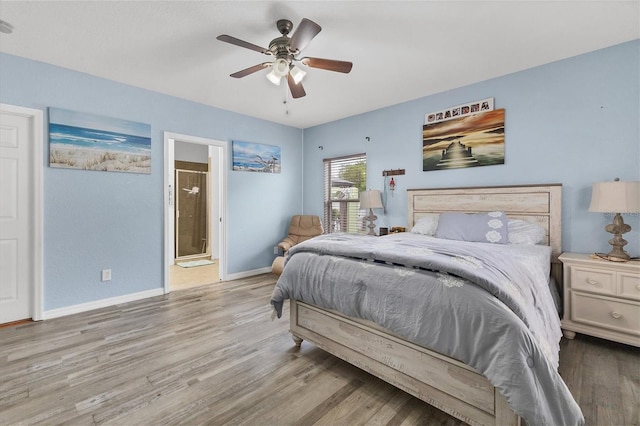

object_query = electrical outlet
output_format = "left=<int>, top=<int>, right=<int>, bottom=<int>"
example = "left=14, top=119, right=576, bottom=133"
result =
left=101, top=269, right=112, bottom=282
left=273, top=246, right=279, bottom=255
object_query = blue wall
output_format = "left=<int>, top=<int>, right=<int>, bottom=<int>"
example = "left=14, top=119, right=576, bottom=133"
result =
left=0, top=53, right=303, bottom=311
left=303, top=40, right=640, bottom=256
left=1, top=39, right=638, bottom=312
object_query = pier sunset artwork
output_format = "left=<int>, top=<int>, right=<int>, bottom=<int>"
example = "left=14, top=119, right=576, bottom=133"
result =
left=422, top=109, right=505, bottom=171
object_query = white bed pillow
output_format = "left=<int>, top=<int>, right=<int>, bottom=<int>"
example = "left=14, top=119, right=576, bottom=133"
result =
left=411, top=214, right=440, bottom=236
left=508, top=219, right=546, bottom=245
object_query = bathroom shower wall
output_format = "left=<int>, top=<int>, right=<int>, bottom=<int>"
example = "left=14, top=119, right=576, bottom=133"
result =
left=176, top=166, right=208, bottom=258
left=174, top=161, right=210, bottom=259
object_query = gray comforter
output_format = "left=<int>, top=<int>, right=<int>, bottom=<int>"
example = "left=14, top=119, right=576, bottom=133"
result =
left=270, top=232, right=584, bottom=426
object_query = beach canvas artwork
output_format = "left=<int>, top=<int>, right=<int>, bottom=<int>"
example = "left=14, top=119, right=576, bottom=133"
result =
left=232, top=141, right=281, bottom=173
left=49, top=108, right=151, bottom=174
left=422, top=109, right=505, bottom=172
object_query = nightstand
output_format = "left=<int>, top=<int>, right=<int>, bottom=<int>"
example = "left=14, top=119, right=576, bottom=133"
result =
left=559, top=253, right=640, bottom=346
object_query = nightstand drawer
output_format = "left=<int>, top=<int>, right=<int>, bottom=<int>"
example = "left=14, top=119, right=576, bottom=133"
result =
left=570, top=266, right=616, bottom=295
left=619, top=273, right=640, bottom=301
left=571, top=292, right=640, bottom=336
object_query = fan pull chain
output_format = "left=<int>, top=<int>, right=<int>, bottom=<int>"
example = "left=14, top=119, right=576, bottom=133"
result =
left=283, top=83, right=290, bottom=115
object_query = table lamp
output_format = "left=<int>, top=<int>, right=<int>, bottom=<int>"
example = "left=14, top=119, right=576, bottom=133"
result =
left=588, top=179, right=640, bottom=261
left=360, top=190, right=383, bottom=236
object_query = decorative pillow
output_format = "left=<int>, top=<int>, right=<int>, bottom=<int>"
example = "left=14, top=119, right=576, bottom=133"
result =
left=507, top=219, right=546, bottom=245
left=411, top=214, right=440, bottom=236
left=435, top=211, right=508, bottom=244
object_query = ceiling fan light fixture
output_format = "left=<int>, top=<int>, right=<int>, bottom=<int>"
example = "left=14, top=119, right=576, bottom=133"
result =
left=217, top=18, right=352, bottom=99
left=272, top=58, right=289, bottom=77
left=266, top=69, right=281, bottom=86
left=289, top=65, right=306, bottom=84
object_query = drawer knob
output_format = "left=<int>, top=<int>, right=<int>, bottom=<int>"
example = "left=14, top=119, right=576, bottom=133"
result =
left=611, top=312, right=622, bottom=319
left=636, top=284, right=640, bottom=291
left=586, top=278, right=598, bottom=285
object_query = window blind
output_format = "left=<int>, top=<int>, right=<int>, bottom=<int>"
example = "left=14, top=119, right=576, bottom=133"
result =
left=323, top=153, right=367, bottom=234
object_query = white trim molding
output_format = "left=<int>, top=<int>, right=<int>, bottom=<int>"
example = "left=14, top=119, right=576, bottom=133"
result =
left=225, top=267, right=273, bottom=281
left=42, top=288, right=165, bottom=320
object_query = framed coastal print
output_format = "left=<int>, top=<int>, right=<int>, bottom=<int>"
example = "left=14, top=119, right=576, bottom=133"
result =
left=49, top=108, right=151, bottom=174
left=232, top=141, right=281, bottom=173
left=422, top=109, right=505, bottom=172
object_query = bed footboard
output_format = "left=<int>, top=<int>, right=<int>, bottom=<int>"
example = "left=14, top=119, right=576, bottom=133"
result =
left=289, top=299, right=520, bottom=426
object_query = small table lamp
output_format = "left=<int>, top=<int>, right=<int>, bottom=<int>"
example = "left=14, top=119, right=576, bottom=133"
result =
left=588, top=179, right=640, bottom=261
left=360, top=190, right=383, bottom=236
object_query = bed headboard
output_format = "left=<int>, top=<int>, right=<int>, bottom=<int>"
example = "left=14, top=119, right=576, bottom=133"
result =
left=407, top=184, right=562, bottom=262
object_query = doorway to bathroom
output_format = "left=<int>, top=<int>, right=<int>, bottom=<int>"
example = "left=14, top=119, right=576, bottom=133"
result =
left=164, top=132, right=227, bottom=293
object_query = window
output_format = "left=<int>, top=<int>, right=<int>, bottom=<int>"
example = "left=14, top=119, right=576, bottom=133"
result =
left=323, top=153, right=367, bottom=234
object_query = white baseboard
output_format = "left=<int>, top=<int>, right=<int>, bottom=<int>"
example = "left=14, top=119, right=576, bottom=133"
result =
left=224, top=266, right=273, bottom=281
left=42, top=288, right=165, bottom=320
left=42, top=268, right=272, bottom=320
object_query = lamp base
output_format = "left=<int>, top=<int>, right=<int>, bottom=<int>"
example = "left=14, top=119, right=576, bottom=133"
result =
left=365, top=209, right=377, bottom=236
left=600, top=213, right=633, bottom=262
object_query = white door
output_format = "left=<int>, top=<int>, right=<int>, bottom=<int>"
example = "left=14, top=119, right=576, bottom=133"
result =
left=0, top=107, right=40, bottom=323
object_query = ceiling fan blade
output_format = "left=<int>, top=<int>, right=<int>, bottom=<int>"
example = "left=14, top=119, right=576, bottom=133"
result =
left=230, top=63, right=270, bottom=78
left=301, top=57, right=353, bottom=73
left=289, top=18, right=321, bottom=53
left=287, top=74, right=306, bottom=99
left=217, top=35, right=271, bottom=55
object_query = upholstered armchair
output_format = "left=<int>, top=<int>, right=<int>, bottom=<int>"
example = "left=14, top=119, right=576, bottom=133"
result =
left=271, top=215, right=323, bottom=275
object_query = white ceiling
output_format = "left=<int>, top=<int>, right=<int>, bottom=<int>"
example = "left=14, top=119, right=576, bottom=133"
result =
left=0, top=1, right=638, bottom=129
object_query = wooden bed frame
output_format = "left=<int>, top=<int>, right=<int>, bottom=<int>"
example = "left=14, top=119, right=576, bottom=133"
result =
left=289, top=184, right=562, bottom=426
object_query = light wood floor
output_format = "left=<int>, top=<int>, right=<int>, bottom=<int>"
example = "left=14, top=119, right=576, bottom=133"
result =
left=169, top=259, right=219, bottom=291
left=1, top=274, right=638, bottom=425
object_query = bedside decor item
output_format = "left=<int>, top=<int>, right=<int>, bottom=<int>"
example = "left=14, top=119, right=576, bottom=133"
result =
left=232, top=141, right=281, bottom=173
left=422, top=109, right=505, bottom=171
left=48, top=108, right=151, bottom=174
left=588, top=179, right=640, bottom=262
left=360, top=189, right=383, bottom=236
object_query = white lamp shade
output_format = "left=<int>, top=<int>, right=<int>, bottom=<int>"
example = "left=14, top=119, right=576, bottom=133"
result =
left=272, top=58, right=289, bottom=76
left=360, top=190, right=383, bottom=210
left=289, top=65, right=306, bottom=84
left=266, top=70, right=281, bottom=85
left=589, top=181, right=640, bottom=213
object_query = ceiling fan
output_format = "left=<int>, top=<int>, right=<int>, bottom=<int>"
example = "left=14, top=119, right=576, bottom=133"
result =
left=216, top=18, right=353, bottom=99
